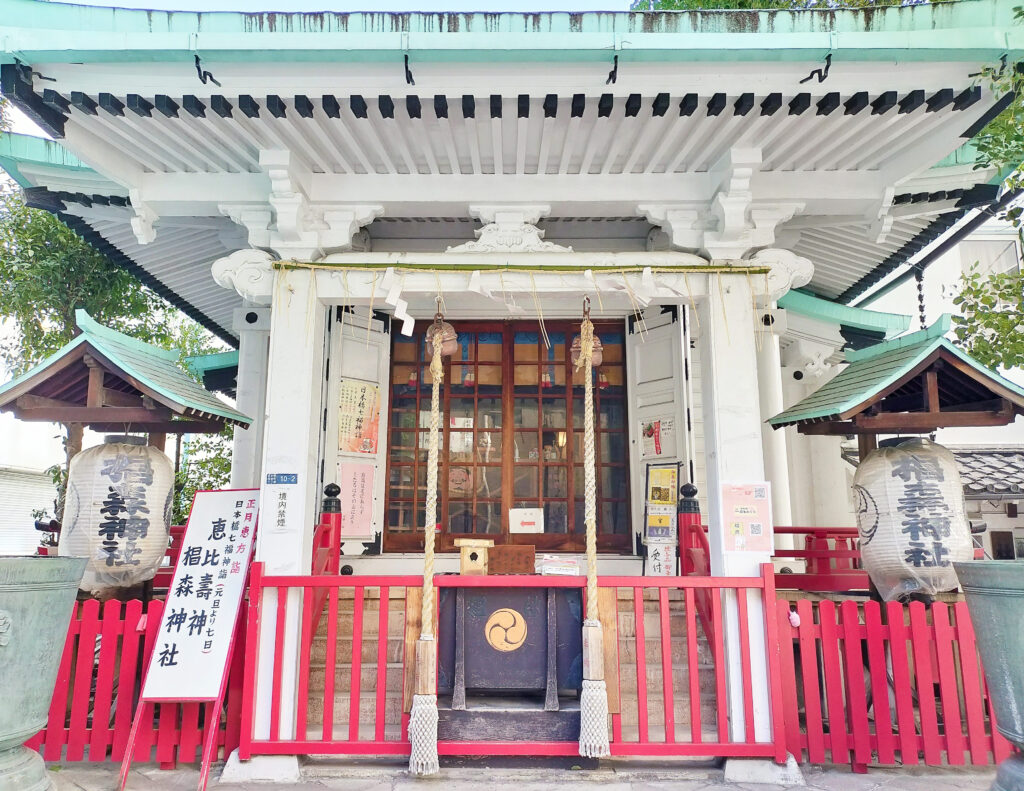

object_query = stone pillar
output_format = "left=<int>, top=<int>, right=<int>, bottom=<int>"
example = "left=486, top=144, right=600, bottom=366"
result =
left=230, top=304, right=270, bottom=489
left=696, top=271, right=771, bottom=742
left=252, top=267, right=327, bottom=742
left=755, top=322, right=794, bottom=547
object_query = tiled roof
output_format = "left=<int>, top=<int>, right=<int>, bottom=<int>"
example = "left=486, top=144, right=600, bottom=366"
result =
left=950, top=446, right=1024, bottom=498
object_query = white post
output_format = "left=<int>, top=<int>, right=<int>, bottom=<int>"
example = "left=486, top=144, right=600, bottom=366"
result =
left=697, top=270, right=772, bottom=743
left=253, top=268, right=327, bottom=743
left=755, top=325, right=793, bottom=538
left=230, top=304, right=270, bottom=489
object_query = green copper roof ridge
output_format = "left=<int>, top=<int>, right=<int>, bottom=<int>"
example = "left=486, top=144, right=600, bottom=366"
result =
left=2, top=0, right=1022, bottom=65
left=74, top=309, right=179, bottom=362
left=778, top=290, right=910, bottom=335
left=845, top=314, right=952, bottom=362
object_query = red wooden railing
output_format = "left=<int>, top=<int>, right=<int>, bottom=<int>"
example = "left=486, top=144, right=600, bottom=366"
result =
left=25, top=598, right=246, bottom=765
left=776, top=598, right=1010, bottom=770
left=240, top=562, right=786, bottom=761
left=773, top=527, right=870, bottom=592
left=679, top=521, right=871, bottom=593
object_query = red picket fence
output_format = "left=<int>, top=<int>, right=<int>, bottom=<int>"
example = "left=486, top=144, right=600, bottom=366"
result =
left=26, top=598, right=246, bottom=766
left=776, top=598, right=1012, bottom=770
left=240, top=562, right=786, bottom=761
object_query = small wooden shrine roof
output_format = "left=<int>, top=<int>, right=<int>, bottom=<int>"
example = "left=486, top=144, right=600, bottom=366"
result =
left=769, top=315, right=1024, bottom=435
left=0, top=310, right=250, bottom=433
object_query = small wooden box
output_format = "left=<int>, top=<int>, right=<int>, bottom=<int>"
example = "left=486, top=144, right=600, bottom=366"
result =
left=454, top=538, right=494, bottom=575
left=488, top=545, right=536, bottom=575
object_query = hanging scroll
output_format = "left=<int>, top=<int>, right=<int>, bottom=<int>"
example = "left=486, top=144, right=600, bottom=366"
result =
left=338, top=378, right=380, bottom=454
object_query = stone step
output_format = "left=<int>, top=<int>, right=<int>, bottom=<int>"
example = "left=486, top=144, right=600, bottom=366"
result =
left=306, top=689, right=405, bottom=728
left=307, top=663, right=405, bottom=694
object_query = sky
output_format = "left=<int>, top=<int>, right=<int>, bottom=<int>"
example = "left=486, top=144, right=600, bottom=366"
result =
left=44, top=0, right=634, bottom=9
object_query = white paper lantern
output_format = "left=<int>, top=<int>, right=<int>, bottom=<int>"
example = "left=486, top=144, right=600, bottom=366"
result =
left=853, top=438, right=972, bottom=602
left=59, top=436, right=174, bottom=594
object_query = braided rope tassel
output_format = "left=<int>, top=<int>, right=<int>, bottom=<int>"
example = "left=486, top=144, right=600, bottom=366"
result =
left=409, top=332, right=444, bottom=776
left=576, top=310, right=610, bottom=758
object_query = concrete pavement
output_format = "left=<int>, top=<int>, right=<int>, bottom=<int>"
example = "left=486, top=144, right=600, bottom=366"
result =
left=47, top=759, right=997, bottom=791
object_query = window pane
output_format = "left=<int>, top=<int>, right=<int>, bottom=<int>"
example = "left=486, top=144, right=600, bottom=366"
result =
left=599, top=400, right=625, bottom=429
left=544, top=501, right=569, bottom=534
left=391, top=396, right=418, bottom=428
left=542, top=431, right=569, bottom=461
left=477, top=365, right=502, bottom=386
left=547, top=332, right=567, bottom=362
left=477, top=398, right=503, bottom=428
left=541, top=399, right=567, bottom=428
left=391, top=430, right=418, bottom=461
left=478, top=333, right=503, bottom=362
left=601, top=500, right=630, bottom=535
left=514, top=467, right=538, bottom=498
left=450, top=398, right=474, bottom=422
left=515, top=398, right=539, bottom=428
left=389, top=466, right=416, bottom=496
left=477, top=467, right=502, bottom=498
left=477, top=429, right=502, bottom=459
left=513, top=331, right=539, bottom=361
left=598, top=504, right=626, bottom=532
left=448, top=464, right=474, bottom=498
left=448, top=505, right=475, bottom=534
left=572, top=396, right=590, bottom=429
left=544, top=467, right=568, bottom=498
left=475, top=502, right=502, bottom=534
left=600, top=432, right=627, bottom=462
left=515, top=364, right=539, bottom=390
left=601, top=467, right=628, bottom=500
left=448, top=434, right=474, bottom=463
left=388, top=504, right=415, bottom=532
left=515, top=431, right=539, bottom=461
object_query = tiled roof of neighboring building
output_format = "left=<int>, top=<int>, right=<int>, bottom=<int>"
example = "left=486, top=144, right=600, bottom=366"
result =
left=949, top=446, right=1024, bottom=498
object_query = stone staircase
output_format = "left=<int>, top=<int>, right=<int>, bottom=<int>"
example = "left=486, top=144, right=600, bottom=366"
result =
left=301, top=586, right=719, bottom=745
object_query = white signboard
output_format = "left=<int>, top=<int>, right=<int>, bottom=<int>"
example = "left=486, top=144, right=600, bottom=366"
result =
left=646, top=539, right=676, bottom=577
left=509, top=507, right=544, bottom=534
left=142, top=489, right=259, bottom=701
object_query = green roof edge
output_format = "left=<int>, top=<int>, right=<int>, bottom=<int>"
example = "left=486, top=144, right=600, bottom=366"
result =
left=0, top=133, right=95, bottom=189
left=2, top=0, right=1023, bottom=65
left=768, top=315, right=1024, bottom=426
left=0, top=311, right=250, bottom=426
left=845, top=313, right=952, bottom=362
left=778, top=290, right=910, bottom=335
left=184, top=350, right=239, bottom=376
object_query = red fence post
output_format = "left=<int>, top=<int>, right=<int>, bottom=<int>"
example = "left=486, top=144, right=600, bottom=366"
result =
left=239, top=562, right=264, bottom=760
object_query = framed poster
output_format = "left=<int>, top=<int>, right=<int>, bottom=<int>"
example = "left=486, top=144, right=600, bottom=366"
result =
left=644, top=462, right=681, bottom=544
left=640, top=416, right=676, bottom=459
left=721, top=482, right=773, bottom=553
left=338, top=461, right=375, bottom=540
left=338, top=378, right=380, bottom=454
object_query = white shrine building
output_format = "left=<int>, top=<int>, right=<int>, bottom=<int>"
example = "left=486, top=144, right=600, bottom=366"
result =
left=1, top=0, right=1022, bottom=769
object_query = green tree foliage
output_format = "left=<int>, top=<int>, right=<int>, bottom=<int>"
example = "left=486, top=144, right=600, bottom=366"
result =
left=952, top=264, right=1024, bottom=371
left=0, top=181, right=233, bottom=520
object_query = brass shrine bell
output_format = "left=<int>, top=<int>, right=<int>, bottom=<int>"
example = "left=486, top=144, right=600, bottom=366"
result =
left=425, top=301, right=458, bottom=358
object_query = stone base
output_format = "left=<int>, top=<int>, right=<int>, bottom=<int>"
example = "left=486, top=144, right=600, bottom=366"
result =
left=723, top=755, right=805, bottom=787
left=994, top=752, right=1024, bottom=791
left=218, top=751, right=301, bottom=784
left=0, top=746, right=51, bottom=791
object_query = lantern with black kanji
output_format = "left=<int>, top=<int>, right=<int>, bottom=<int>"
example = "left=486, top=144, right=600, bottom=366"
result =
left=59, top=435, right=174, bottom=595
left=853, top=438, right=972, bottom=602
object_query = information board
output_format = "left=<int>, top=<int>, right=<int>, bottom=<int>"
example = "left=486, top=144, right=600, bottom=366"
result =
left=141, top=489, right=258, bottom=700
left=721, top=482, right=774, bottom=553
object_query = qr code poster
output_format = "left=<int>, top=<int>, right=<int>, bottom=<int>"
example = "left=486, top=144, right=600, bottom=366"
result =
left=721, top=482, right=773, bottom=554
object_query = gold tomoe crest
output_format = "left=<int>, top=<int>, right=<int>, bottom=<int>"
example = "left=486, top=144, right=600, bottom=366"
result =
left=484, top=608, right=527, bottom=652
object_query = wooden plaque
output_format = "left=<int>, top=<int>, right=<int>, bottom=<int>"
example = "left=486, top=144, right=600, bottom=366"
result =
left=488, top=544, right=536, bottom=575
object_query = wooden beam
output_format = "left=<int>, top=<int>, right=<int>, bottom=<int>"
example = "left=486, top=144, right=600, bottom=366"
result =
left=854, top=408, right=1015, bottom=431
left=15, top=394, right=78, bottom=410
left=148, top=432, right=167, bottom=451
left=101, top=388, right=144, bottom=408
left=88, top=420, right=224, bottom=434
left=12, top=406, right=172, bottom=423
left=924, top=369, right=940, bottom=413
left=86, top=363, right=105, bottom=407
left=857, top=432, right=878, bottom=460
